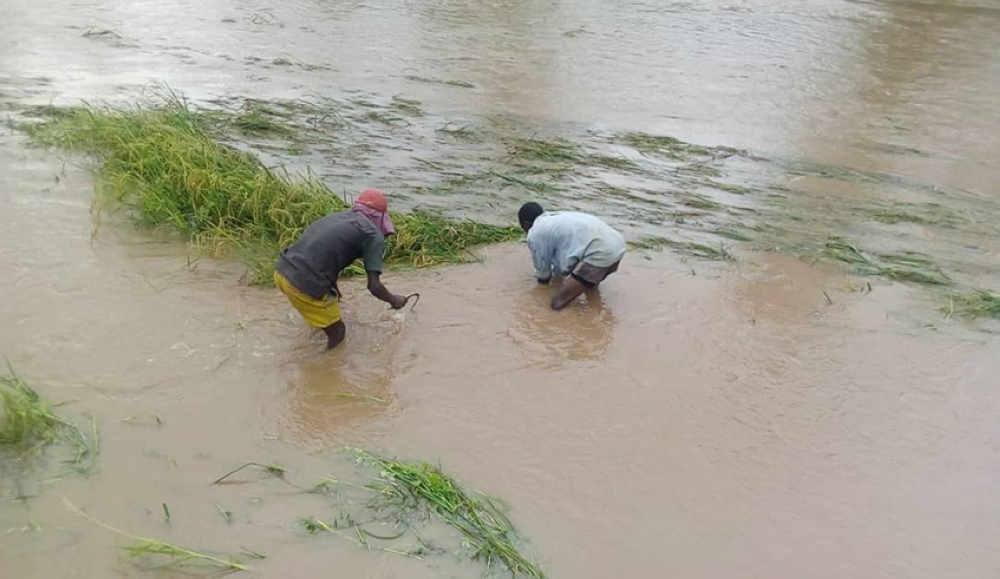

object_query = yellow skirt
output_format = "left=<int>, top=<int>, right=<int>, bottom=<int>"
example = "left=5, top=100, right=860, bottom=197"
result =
left=274, top=271, right=341, bottom=328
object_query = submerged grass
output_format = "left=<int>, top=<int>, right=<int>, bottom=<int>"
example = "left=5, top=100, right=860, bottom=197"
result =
left=1, top=376, right=60, bottom=447
left=404, top=75, right=476, bottom=89
left=1, top=373, right=97, bottom=473
left=628, top=236, right=734, bottom=261
left=63, top=497, right=250, bottom=572
left=353, top=449, right=545, bottom=579
left=620, top=132, right=714, bottom=159
left=17, top=98, right=520, bottom=284
left=822, top=239, right=952, bottom=286
left=950, top=288, right=1000, bottom=320
left=487, top=171, right=561, bottom=193
left=507, top=137, right=583, bottom=164
left=862, top=202, right=967, bottom=227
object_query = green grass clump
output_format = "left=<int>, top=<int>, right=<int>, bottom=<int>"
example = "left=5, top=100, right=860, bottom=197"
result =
left=1, top=376, right=60, bottom=447
left=862, top=202, right=967, bottom=228
left=628, top=237, right=734, bottom=261
left=436, top=123, right=483, bottom=141
left=404, top=75, right=476, bottom=89
left=487, top=171, right=561, bottom=193
left=822, top=239, right=952, bottom=286
left=17, top=98, right=520, bottom=284
left=587, top=155, right=640, bottom=172
left=678, top=194, right=724, bottom=211
left=711, top=227, right=753, bottom=242
left=64, top=498, right=250, bottom=572
left=355, top=450, right=545, bottom=579
left=231, top=105, right=295, bottom=137
left=950, top=288, right=1000, bottom=319
left=620, top=132, right=713, bottom=159
left=0, top=374, right=97, bottom=472
left=507, top=138, right=583, bottom=164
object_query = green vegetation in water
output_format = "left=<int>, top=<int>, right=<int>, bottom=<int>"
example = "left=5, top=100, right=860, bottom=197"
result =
left=364, top=110, right=408, bottom=125
left=948, top=288, right=1000, bottom=320
left=63, top=497, right=251, bottom=572
left=404, top=75, right=476, bottom=89
left=507, top=137, right=583, bottom=164
left=822, top=239, right=952, bottom=286
left=506, top=137, right=641, bottom=174
left=711, top=227, right=753, bottom=242
left=350, top=449, right=545, bottom=579
left=16, top=98, right=520, bottom=285
left=1, top=373, right=98, bottom=473
left=212, top=461, right=287, bottom=484
left=487, top=171, right=561, bottom=193
left=678, top=194, right=724, bottom=211
left=620, top=132, right=713, bottom=159
left=704, top=180, right=755, bottom=195
left=677, top=241, right=734, bottom=261
left=436, top=122, right=484, bottom=141
left=390, top=95, right=424, bottom=117
left=862, top=202, right=967, bottom=227
left=629, top=237, right=734, bottom=261
left=588, top=155, right=640, bottom=172
left=230, top=104, right=296, bottom=138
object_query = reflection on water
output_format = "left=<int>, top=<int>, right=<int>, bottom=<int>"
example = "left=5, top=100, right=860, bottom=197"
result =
left=280, top=351, right=398, bottom=442
left=512, top=281, right=617, bottom=362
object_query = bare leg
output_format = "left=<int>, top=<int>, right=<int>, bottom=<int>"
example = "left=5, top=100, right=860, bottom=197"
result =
left=551, top=277, right=590, bottom=310
left=322, top=320, right=346, bottom=349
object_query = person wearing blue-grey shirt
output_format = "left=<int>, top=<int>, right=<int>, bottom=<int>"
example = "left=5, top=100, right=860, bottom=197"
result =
left=518, top=202, right=626, bottom=310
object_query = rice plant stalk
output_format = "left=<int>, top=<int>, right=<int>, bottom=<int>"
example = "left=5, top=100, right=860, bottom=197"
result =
left=62, top=497, right=251, bottom=572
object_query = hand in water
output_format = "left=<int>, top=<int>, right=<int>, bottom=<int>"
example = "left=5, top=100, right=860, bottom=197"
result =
left=388, top=294, right=408, bottom=310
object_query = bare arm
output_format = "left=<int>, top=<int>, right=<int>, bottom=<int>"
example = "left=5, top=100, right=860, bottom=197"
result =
left=367, top=271, right=407, bottom=309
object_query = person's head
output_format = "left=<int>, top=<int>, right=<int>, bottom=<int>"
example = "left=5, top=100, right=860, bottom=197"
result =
left=518, top=202, right=544, bottom=232
left=353, top=188, right=395, bottom=236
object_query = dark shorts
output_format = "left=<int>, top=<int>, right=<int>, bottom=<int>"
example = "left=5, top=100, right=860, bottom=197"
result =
left=571, top=260, right=621, bottom=288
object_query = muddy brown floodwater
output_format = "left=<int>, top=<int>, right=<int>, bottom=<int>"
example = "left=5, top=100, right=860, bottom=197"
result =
left=3, top=0, right=1000, bottom=578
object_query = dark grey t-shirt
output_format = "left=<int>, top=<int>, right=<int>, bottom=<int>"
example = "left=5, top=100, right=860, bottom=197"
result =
left=275, top=211, right=385, bottom=299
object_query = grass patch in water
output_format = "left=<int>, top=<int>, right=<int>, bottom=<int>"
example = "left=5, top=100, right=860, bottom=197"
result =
left=949, top=288, right=1000, bottom=320
left=16, top=98, right=520, bottom=284
left=703, top=180, right=755, bottom=195
left=507, top=137, right=583, bottom=164
left=597, top=185, right=660, bottom=206
left=711, top=227, right=753, bottom=242
left=620, top=132, right=713, bottom=159
left=629, top=237, right=734, bottom=261
left=1, top=376, right=61, bottom=448
left=861, top=202, right=967, bottom=228
left=63, top=498, right=251, bottom=572
left=404, top=75, right=476, bottom=89
left=678, top=194, right=724, bottom=211
left=487, top=171, right=561, bottom=193
left=507, top=138, right=640, bottom=174
left=364, top=110, right=408, bottom=125
left=349, top=450, right=545, bottom=578
left=588, top=155, right=640, bottom=172
left=1, top=373, right=98, bottom=473
left=390, top=96, right=424, bottom=117
left=230, top=104, right=296, bottom=137
left=822, top=239, right=952, bottom=286
left=436, top=123, right=483, bottom=141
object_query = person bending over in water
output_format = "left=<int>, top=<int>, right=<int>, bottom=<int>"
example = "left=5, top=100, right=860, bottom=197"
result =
left=274, top=189, right=409, bottom=349
left=518, top=202, right=626, bottom=310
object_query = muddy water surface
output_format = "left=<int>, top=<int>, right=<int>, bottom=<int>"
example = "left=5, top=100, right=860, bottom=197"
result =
left=3, top=0, right=1000, bottom=578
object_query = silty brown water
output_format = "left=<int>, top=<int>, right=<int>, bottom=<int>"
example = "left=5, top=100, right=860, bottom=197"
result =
left=2, top=0, right=1000, bottom=577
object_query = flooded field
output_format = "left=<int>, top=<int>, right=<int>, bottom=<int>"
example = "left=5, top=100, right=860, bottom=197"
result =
left=2, top=0, right=1000, bottom=577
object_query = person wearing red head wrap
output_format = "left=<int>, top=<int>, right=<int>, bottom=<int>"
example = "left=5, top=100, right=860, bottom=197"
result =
left=274, top=188, right=409, bottom=349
